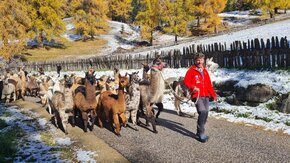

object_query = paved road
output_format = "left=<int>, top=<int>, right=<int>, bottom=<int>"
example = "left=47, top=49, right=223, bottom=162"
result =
left=92, top=109, right=290, bottom=163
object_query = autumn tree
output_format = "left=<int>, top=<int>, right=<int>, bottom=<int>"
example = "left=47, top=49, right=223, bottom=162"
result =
left=201, top=0, right=226, bottom=33
left=110, top=0, right=132, bottom=22
left=193, top=0, right=207, bottom=27
left=0, top=0, right=31, bottom=60
left=25, top=0, right=66, bottom=47
left=162, top=0, right=195, bottom=43
left=246, top=0, right=280, bottom=18
left=135, top=0, right=164, bottom=45
left=71, top=0, right=109, bottom=40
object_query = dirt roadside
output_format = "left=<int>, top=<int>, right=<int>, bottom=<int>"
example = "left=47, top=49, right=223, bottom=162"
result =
left=12, top=98, right=129, bottom=163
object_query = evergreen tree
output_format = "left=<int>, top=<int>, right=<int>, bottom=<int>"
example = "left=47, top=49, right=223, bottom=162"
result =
left=0, top=0, right=31, bottom=60
left=72, top=0, right=109, bottom=40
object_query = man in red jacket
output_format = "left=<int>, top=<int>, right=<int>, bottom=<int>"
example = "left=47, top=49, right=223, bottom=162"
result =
left=183, top=52, right=217, bottom=143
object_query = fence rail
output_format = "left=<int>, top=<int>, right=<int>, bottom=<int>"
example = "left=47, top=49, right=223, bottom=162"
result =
left=24, top=36, right=290, bottom=72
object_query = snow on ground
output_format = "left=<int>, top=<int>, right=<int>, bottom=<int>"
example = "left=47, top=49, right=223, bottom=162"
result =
left=61, top=13, right=290, bottom=57
left=0, top=104, right=97, bottom=162
left=125, top=19, right=290, bottom=56
left=48, top=67, right=290, bottom=136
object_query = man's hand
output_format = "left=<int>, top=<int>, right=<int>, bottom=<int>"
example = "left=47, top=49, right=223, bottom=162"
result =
left=192, top=86, right=199, bottom=92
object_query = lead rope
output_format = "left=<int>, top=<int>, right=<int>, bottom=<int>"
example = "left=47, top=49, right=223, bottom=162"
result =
left=159, top=71, right=200, bottom=105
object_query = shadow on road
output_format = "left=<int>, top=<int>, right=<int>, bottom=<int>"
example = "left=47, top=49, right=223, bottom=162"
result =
left=157, top=117, right=196, bottom=138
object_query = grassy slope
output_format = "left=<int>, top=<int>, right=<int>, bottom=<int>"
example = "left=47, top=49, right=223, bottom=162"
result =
left=24, top=39, right=107, bottom=62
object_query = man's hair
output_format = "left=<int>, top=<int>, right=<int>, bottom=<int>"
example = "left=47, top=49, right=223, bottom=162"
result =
left=194, top=52, right=205, bottom=60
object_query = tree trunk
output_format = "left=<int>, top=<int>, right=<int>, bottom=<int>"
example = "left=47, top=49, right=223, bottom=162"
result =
left=197, top=16, right=200, bottom=27
left=274, top=8, right=278, bottom=14
left=150, top=30, right=153, bottom=46
left=214, top=25, right=218, bottom=34
left=269, top=10, right=275, bottom=19
left=38, top=30, right=44, bottom=48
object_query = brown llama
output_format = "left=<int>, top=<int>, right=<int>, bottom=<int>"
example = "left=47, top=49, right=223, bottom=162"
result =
left=73, top=71, right=97, bottom=132
left=139, top=60, right=167, bottom=133
left=97, top=74, right=129, bottom=136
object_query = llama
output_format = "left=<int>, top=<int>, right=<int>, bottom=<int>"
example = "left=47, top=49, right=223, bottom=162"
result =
left=172, top=77, right=190, bottom=116
left=51, top=78, right=73, bottom=134
left=1, top=78, right=16, bottom=103
left=17, top=67, right=27, bottom=100
left=97, top=74, right=129, bottom=136
left=206, top=57, right=219, bottom=74
left=139, top=60, right=167, bottom=133
left=125, top=71, right=141, bottom=130
left=73, top=71, right=97, bottom=132
left=26, top=75, right=39, bottom=97
left=9, top=73, right=23, bottom=100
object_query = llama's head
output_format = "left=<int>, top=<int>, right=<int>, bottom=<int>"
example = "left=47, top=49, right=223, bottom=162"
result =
left=128, top=71, right=141, bottom=84
left=85, top=71, right=96, bottom=85
left=142, top=63, right=150, bottom=73
left=118, top=74, right=129, bottom=88
left=152, top=60, right=167, bottom=71
left=64, top=74, right=73, bottom=88
left=206, top=57, right=219, bottom=73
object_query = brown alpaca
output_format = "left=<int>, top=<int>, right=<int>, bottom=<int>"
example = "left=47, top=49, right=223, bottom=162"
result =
left=97, top=74, right=129, bottom=136
left=73, top=72, right=97, bottom=132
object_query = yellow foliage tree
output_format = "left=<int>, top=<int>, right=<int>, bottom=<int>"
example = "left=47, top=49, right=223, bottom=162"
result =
left=72, top=0, right=109, bottom=40
left=201, top=0, right=226, bottom=34
left=110, top=0, right=132, bottom=22
left=0, top=0, right=31, bottom=60
left=162, top=0, right=195, bottom=42
left=26, top=0, right=66, bottom=47
left=135, top=0, right=163, bottom=45
left=246, top=0, right=280, bottom=18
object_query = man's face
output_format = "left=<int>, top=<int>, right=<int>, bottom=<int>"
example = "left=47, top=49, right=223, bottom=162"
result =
left=195, top=57, right=204, bottom=68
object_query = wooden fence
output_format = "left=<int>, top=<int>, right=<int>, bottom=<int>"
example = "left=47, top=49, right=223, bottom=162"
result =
left=24, top=36, right=290, bottom=71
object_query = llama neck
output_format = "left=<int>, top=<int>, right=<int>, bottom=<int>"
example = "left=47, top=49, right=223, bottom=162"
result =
left=85, top=80, right=96, bottom=100
left=117, top=85, right=125, bottom=102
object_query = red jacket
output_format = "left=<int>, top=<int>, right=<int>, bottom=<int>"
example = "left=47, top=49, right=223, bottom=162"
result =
left=183, top=65, right=217, bottom=99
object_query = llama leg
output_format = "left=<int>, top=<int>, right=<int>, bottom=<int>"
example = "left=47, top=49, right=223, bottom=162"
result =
left=131, top=109, right=138, bottom=130
left=155, top=102, right=163, bottom=119
left=119, top=113, right=127, bottom=127
left=21, top=89, right=25, bottom=100
left=97, top=109, right=103, bottom=128
left=177, top=100, right=182, bottom=116
left=82, top=111, right=88, bottom=132
left=125, top=110, right=130, bottom=127
left=113, top=113, right=121, bottom=136
left=61, top=111, right=69, bottom=134
left=90, top=110, right=96, bottom=131
left=13, top=90, right=16, bottom=101
left=174, top=99, right=179, bottom=115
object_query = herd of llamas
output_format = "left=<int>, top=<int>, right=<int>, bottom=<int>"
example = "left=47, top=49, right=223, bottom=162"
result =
left=0, top=60, right=171, bottom=136
left=0, top=58, right=219, bottom=136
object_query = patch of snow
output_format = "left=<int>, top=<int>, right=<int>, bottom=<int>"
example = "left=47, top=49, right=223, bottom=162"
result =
left=56, top=137, right=73, bottom=146
left=38, top=118, right=47, bottom=129
left=76, top=149, right=97, bottom=163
